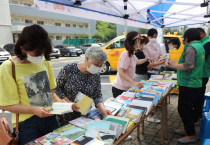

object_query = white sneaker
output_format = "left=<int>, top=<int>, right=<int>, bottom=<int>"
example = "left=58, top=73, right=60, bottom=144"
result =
left=146, top=117, right=160, bottom=123
left=124, top=135, right=132, bottom=141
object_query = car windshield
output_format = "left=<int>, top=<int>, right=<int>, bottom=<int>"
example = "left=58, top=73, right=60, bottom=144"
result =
left=0, top=47, right=5, bottom=52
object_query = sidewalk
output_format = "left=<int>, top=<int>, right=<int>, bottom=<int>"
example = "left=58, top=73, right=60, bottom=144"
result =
left=120, top=94, right=202, bottom=145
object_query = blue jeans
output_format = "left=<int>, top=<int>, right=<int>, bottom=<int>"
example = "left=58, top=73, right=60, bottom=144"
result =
left=13, top=115, right=59, bottom=145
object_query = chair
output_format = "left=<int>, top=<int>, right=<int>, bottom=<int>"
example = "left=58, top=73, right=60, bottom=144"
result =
left=203, top=139, right=210, bottom=145
left=199, top=112, right=210, bottom=144
left=203, top=92, right=210, bottom=113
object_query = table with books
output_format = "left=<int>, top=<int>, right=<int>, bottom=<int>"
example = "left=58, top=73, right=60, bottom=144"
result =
left=28, top=72, right=177, bottom=145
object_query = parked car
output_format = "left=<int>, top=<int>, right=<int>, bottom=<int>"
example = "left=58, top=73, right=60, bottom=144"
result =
left=54, top=45, right=83, bottom=57
left=50, top=48, right=60, bottom=58
left=0, top=47, right=11, bottom=64
left=79, top=44, right=100, bottom=54
left=3, top=43, right=15, bottom=56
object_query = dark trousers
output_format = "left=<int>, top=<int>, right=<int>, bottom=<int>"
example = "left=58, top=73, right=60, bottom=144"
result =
left=112, top=86, right=125, bottom=98
left=13, top=115, right=59, bottom=145
left=194, top=78, right=209, bottom=122
left=178, top=86, right=201, bottom=136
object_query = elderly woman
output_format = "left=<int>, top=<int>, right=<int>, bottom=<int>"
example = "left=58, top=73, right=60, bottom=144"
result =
left=55, top=46, right=112, bottom=125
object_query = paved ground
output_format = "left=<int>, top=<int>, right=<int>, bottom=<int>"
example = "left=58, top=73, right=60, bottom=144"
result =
left=0, top=55, right=208, bottom=144
left=119, top=94, right=202, bottom=145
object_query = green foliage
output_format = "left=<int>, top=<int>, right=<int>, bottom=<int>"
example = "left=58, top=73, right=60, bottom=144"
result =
left=74, top=34, right=89, bottom=39
left=138, top=28, right=148, bottom=34
left=163, top=28, right=183, bottom=35
left=95, top=21, right=116, bottom=42
left=92, top=32, right=106, bottom=42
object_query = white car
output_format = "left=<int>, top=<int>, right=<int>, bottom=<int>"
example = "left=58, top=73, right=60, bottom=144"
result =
left=50, top=48, right=60, bottom=58
left=0, top=47, right=11, bottom=64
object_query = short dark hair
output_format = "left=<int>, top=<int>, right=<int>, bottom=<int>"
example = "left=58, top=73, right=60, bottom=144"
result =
left=15, top=24, right=52, bottom=60
left=183, top=28, right=201, bottom=43
left=141, top=36, right=149, bottom=45
left=169, top=38, right=179, bottom=45
left=124, top=31, right=140, bottom=57
left=197, top=27, right=206, bottom=34
left=147, top=28, right=158, bottom=37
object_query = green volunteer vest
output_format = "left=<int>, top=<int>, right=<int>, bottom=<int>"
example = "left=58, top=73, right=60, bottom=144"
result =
left=201, top=36, right=210, bottom=78
left=177, top=41, right=205, bottom=88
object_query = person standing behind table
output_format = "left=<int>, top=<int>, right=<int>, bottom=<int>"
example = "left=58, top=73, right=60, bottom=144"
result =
left=0, top=24, right=75, bottom=145
left=55, top=46, right=112, bottom=126
left=135, top=36, right=166, bottom=82
left=167, top=28, right=205, bottom=144
left=112, top=31, right=148, bottom=98
left=143, top=28, right=164, bottom=72
left=135, top=36, right=165, bottom=123
left=193, top=27, right=210, bottom=124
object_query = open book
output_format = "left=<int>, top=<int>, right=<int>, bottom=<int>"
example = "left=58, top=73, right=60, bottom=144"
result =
left=75, top=92, right=93, bottom=115
left=49, top=103, right=73, bottom=115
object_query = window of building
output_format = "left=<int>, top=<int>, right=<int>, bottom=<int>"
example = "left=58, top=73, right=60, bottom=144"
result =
left=86, top=24, right=89, bottom=28
left=66, top=36, right=71, bottom=39
left=55, top=23, right=61, bottom=26
left=73, top=24, right=76, bottom=28
left=56, top=36, right=62, bottom=40
left=49, top=36, right=54, bottom=40
left=47, top=21, right=53, bottom=26
left=13, top=17, right=20, bottom=23
left=65, top=24, right=70, bottom=27
left=23, top=3, right=31, bottom=6
left=79, top=25, right=83, bottom=28
left=11, top=0, right=18, bottom=4
left=37, top=21, right=44, bottom=25
left=25, top=19, right=33, bottom=24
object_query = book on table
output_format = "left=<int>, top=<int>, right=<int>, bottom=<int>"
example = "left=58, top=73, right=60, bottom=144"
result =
left=129, top=100, right=153, bottom=115
left=69, top=116, right=94, bottom=129
left=49, top=103, right=73, bottom=115
left=71, top=135, right=105, bottom=145
left=104, top=98, right=124, bottom=115
left=74, top=92, right=93, bottom=115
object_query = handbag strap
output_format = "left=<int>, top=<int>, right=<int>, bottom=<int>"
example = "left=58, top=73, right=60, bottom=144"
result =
left=9, top=59, right=19, bottom=138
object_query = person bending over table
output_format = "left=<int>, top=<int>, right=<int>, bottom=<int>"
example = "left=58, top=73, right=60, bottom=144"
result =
left=112, top=31, right=147, bottom=98
left=55, top=46, right=112, bottom=126
left=167, top=28, right=205, bottom=144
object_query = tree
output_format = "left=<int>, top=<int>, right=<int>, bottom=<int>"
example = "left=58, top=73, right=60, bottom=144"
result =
left=74, top=34, right=89, bottom=39
left=92, top=32, right=105, bottom=42
left=138, top=28, right=148, bottom=34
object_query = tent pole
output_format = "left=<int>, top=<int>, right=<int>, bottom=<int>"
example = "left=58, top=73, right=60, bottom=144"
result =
left=125, top=19, right=127, bottom=36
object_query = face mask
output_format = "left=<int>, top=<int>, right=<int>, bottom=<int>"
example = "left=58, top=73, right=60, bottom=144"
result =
left=27, top=54, right=43, bottom=65
left=150, top=38, right=157, bottom=43
left=142, top=45, right=147, bottom=50
left=169, top=46, right=174, bottom=50
left=87, top=64, right=101, bottom=74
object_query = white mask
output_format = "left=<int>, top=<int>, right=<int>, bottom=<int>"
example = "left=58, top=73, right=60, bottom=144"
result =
left=150, top=38, right=157, bottom=43
left=169, top=46, right=174, bottom=50
left=87, top=64, right=101, bottom=74
left=27, top=54, right=43, bottom=65
left=142, top=45, right=147, bottom=50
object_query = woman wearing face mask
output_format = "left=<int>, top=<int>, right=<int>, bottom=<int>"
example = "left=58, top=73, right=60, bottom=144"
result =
left=55, top=46, right=112, bottom=125
left=167, top=28, right=205, bottom=143
left=0, top=24, right=74, bottom=145
left=143, top=28, right=164, bottom=72
left=112, top=31, right=148, bottom=98
left=135, top=36, right=166, bottom=82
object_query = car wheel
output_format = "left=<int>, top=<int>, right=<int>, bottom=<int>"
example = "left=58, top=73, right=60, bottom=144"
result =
left=67, top=52, right=71, bottom=57
left=55, top=56, right=59, bottom=59
left=100, top=62, right=110, bottom=75
left=77, top=54, right=80, bottom=57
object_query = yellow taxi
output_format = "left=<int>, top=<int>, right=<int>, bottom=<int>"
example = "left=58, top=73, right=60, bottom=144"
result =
left=100, top=32, right=184, bottom=74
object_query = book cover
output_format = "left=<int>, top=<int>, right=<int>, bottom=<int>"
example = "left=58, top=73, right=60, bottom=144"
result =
left=85, top=126, right=116, bottom=145
left=104, top=98, right=124, bottom=115
left=87, top=121, right=111, bottom=130
left=72, top=135, right=105, bottom=145
left=130, top=100, right=153, bottom=115
left=126, top=121, right=135, bottom=132
left=49, top=103, right=73, bottom=115
left=59, top=126, right=86, bottom=141
left=123, top=108, right=143, bottom=123
left=35, top=132, right=72, bottom=145
left=69, top=116, right=94, bottom=129
left=117, top=95, right=134, bottom=101
left=75, top=92, right=93, bottom=115
left=86, top=108, right=103, bottom=120
left=54, top=124, right=75, bottom=134
left=120, top=92, right=137, bottom=98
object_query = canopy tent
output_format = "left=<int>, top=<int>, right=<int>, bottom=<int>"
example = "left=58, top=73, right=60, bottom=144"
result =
left=35, top=0, right=209, bottom=33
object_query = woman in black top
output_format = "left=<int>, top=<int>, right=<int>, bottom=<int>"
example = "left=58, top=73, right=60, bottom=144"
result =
left=135, top=36, right=165, bottom=82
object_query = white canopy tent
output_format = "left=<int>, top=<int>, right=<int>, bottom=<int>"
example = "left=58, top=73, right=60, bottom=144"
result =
left=34, top=0, right=210, bottom=34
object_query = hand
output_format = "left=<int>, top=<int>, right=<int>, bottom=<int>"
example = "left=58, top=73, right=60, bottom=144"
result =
left=133, top=82, right=144, bottom=89
left=158, top=59, right=166, bottom=64
left=72, top=104, right=80, bottom=112
left=168, top=60, right=175, bottom=67
left=101, top=109, right=112, bottom=117
left=61, top=99, right=68, bottom=103
left=148, top=58, right=154, bottom=63
left=33, top=107, right=53, bottom=118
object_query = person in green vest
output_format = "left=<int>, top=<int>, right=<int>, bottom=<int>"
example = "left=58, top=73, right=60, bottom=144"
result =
left=167, top=28, right=205, bottom=144
left=194, top=28, right=210, bottom=124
